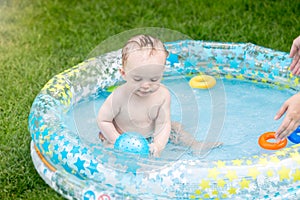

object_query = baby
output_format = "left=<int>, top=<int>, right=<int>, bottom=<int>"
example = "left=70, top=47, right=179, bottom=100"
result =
left=97, top=34, right=221, bottom=157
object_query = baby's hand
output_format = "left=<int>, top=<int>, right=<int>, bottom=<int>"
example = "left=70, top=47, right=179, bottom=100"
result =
left=149, top=143, right=162, bottom=157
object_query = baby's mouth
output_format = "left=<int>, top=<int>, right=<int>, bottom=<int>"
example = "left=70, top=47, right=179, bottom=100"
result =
left=138, top=89, right=152, bottom=95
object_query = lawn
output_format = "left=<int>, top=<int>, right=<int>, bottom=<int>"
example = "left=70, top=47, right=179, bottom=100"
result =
left=0, top=0, right=299, bottom=199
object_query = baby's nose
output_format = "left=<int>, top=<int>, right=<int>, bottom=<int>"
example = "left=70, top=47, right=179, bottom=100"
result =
left=141, top=81, right=150, bottom=89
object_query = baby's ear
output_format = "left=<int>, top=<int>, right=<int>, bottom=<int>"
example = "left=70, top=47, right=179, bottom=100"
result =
left=119, top=68, right=125, bottom=76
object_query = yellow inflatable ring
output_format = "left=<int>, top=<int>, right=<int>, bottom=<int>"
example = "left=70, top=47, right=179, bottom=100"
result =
left=189, top=75, right=216, bottom=89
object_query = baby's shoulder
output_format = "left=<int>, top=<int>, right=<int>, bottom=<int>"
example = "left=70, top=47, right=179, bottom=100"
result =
left=111, top=84, right=126, bottom=96
left=159, top=84, right=171, bottom=96
left=156, top=85, right=171, bottom=101
left=107, top=85, right=127, bottom=103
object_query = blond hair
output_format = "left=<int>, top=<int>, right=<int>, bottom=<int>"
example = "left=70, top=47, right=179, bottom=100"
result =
left=122, top=34, right=169, bottom=67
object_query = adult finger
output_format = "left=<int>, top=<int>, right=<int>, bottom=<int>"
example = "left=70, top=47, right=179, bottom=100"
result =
left=286, top=120, right=299, bottom=137
left=290, top=37, right=300, bottom=57
left=278, top=120, right=298, bottom=141
left=291, top=53, right=300, bottom=73
left=274, top=103, right=288, bottom=120
left=294, top=62, right=300, bottom=75
left=289, top=43, right=298, bottom=58
left=275, top=117, right=292, bottom=140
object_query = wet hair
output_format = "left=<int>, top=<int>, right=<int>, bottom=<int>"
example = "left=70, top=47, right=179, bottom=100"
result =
left=121, top=34, right=169, bottom=66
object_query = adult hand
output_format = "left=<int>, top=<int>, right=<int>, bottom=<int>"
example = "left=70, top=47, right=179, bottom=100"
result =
left=289, top=36, right=300, bottom=75
left=274, top=93, right=300, bottom=141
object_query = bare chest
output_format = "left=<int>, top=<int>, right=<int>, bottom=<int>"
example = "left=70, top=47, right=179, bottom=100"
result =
left=115, top=98, right=162, bottom=134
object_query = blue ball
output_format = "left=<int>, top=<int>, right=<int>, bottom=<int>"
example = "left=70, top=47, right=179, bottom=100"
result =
left=114, top=132, right=150, bottom=156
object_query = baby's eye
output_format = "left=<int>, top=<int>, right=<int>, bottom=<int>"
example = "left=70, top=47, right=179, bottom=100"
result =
left=133, top=77, right=142, bottom=81
left=151, top=78, right=159, bottom=82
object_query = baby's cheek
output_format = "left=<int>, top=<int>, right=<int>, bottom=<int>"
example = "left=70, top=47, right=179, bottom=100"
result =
left=152, top=83, right=160, bottom=91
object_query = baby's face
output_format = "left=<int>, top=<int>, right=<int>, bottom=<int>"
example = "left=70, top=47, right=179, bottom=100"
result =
left=122, top=50, right=166, bottom=97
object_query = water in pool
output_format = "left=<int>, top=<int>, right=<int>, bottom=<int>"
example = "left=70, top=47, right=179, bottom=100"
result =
left=65, top=76, right=295, bottom=161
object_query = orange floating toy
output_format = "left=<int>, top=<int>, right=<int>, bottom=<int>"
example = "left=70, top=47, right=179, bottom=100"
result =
left=258, top=132, right=287, bottom=150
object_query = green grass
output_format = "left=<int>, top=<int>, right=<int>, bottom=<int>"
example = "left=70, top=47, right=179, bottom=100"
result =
left=0, top=0, right=299, bottom=199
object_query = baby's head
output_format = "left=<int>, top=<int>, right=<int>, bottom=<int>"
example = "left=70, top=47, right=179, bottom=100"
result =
left=120, top=35, right=169, bottom=96
left=122, top=34, right=169, bottom=69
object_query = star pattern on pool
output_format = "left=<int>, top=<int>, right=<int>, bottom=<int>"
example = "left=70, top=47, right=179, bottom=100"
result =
left=29, top=41, right=300, bottom=199
left=74, top=157, right=86, bottom=172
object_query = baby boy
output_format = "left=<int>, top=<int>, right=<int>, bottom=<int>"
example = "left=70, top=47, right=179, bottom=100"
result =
left=97, top=34, right=221, bottom=156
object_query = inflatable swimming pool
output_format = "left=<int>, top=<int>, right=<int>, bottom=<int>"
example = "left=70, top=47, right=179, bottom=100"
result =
left=29, top=40, right=300, bottom=199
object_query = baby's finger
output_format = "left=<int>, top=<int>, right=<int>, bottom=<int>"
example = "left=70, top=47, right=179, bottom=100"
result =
left=149, top=143, right=159, bottom=157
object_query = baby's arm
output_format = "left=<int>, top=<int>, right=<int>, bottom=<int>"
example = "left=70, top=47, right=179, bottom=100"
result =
left=97, top=93, right=120, bottom=144
left=150, top=90, right=171, bottom=157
